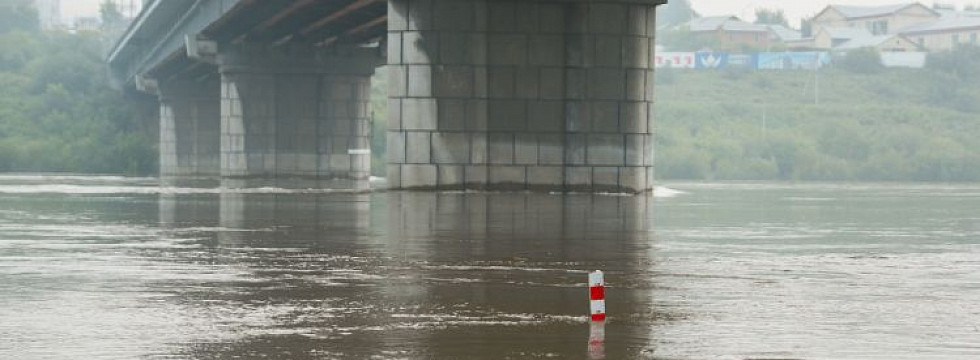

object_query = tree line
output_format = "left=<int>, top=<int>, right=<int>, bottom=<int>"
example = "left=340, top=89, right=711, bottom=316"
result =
left=0, top=2, right=155, bottom=174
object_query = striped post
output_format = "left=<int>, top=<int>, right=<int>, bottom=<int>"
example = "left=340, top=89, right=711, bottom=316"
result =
left=589, top=270, right=606, bottom=321
left=588, top=321, right=605, bottom=359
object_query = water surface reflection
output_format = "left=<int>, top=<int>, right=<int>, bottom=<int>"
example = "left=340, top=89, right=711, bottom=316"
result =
left=154, top=191, right=659, bottom=359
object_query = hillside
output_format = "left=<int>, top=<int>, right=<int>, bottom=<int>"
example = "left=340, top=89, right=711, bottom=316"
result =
left=653, top=67, right=980, bottom=181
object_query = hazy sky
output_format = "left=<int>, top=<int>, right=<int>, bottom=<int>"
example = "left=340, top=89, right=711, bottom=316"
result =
left=691, top=1, right=974, bottom=24
left=59, top=1, right=975, bottom=26
left=60, top=0, right=142, bottom=20
left=61, top=0, right=101, bottom=19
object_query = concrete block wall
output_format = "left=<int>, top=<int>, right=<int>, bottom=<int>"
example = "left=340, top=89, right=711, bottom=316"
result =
left=320, top=75, right=373, bottom=180
left=159, top=78, right=221, bottom=177
left=387, top=0, right=659, bottom=193
left=221, top=73, right=274, bottom=178
left=218, top=45, right=377, bottom=180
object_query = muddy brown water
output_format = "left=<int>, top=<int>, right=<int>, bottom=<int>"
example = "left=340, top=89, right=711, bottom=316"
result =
left=1, top=176, right=978, bottom=359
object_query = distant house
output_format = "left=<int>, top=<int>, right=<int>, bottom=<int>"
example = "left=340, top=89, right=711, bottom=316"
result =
left=34, top=0, right=62, bottom=31
left=684, top=16, right=773, bottom=49
left=72, top=16, right=101, bottom=33
left=834, top=34, right=921, bottom=52
left=900, top=16, right=980, bottom=51
left=814, top=27, right=874, bottom=49
left=812, top=3, right=940, bottom=36
left=687, top=16, right=739, bottom=32
left=784, top=38, right=818, bottom=50
left=768, top=25, right=803, bottom=43
left=809, top=3, right=980, bottom=53
left=933, top=9, right=980, bottom=19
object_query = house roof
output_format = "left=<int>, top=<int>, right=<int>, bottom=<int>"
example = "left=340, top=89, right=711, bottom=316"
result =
left=900, top=16, right=980, bottom=35
left=835, top=34, right=912, bottom=50
left=817, top=3, right=939, bottom=21
left=685, top=16, right=770, bottom=33
left=686, top=16, right=739, bottom=32
left=768, top=25, right=803, bottom=41
left=720, top=20, right=770, bottom=33
left=935, top=9, right=977, bottom=18
left=820, top=26, right=873, bottom=40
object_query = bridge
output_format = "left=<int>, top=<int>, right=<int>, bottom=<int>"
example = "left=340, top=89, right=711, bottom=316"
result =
left=109, top=0, right=665, bottom=193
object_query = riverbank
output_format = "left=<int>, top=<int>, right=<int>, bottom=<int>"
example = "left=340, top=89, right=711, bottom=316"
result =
left=653, top=68, right=980, bottom=182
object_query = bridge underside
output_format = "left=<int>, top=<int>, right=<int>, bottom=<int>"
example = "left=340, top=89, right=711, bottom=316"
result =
left=112, top=0, right=662, bottom=193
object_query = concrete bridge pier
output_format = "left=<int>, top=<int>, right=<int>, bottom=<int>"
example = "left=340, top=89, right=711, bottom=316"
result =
left=158, top=78, right=221, bottom=178
left=386, top=0, right=659, bottom=193
left=216, top=44, right=381, bottom=182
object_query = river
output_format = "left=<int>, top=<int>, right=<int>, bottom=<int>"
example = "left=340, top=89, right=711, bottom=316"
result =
left=0, top=175, right=978, bottom=359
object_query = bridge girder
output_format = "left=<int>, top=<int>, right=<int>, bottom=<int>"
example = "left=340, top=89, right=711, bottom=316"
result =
left=109, top=0, right=388, bottom=88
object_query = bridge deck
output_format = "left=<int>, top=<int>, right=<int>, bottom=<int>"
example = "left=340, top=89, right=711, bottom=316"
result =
left=109, top=0, right=387, bottom=86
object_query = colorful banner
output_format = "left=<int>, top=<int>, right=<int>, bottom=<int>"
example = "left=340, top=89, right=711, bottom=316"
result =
left=728, top=54, right=754, bottom=69
left=654, top=52, right=696, bottom=69
left=695, top=52, right=730, bottom=69
left=756, top=52, right=831, bottom=70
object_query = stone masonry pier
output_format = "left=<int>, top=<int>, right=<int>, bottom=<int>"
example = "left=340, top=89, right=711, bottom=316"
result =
left=218, top=45, right=379, bottom=181
left=386, top=0, right=659, bottom=193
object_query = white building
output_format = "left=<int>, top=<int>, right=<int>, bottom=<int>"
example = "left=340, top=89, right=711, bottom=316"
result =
left=811, top=3, right=941, bottom=36
left=808, top=3, right=980, bottom=52
left=901, top=16, right=980, bottom=51
left=34, top=0, right=61, bottom=30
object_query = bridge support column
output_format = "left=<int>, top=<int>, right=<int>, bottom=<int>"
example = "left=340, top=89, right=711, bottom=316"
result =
left=218, top=45, right=381, bottom=181
left=387, top=0, right=660, bottom=193
left=158, top=78, right=221, bottom=177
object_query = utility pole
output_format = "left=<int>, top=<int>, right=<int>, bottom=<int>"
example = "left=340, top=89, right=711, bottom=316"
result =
left=762, top=100, right=768, bottom=139
left=814, top=53, right=821, bottom=105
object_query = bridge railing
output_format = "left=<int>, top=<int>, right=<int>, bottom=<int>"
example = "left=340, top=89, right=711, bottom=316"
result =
left=108, top=0, right=246, bottom=87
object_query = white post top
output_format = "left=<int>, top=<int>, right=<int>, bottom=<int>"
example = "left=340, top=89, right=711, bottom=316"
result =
left=589, top=270, right=604, bottom=286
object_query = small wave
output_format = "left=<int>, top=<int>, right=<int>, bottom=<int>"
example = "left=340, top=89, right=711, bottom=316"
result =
left=785, top=196, right=835, bottom=202
left=421, top=265, right=590, bottom=273
left=0, top=184, right=374, bottom=195
left=0, top=174, right=157, bottom=183
left=171, top=226, right=276, bottom=233
left=654, top=186, right=687, bottom=198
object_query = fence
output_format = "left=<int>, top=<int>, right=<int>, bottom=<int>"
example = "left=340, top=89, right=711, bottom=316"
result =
left=655, top=51, right=928, bottom=70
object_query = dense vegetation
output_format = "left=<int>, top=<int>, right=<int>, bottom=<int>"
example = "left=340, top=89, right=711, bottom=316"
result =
left=654, top=50, right=980, bottom=182
left=0, top=6, right=154, bottom=174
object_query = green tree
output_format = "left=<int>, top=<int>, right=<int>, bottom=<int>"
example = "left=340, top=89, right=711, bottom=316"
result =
left=0, top=26, right=155, bottom=174
left=657, top=0, right=697, bottom=27
left=0, top=0, right=39, bottom=34
left=927, top=44, right=980, bottom=79
left=801, top=17, right=814, bottom=37
left=100, top=0, right=125, bottom=29
left=754, top=8, right=789, bottom=27
left=659, top=26, right=719, bottom=51
left=839, top=48, right=884, bottom=74
left=925, top=45, right=980, bottom=112
left=0, top=30, right=40, bottom=70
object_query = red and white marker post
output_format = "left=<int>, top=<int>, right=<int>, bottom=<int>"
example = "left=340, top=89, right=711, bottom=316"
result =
left=589, top=270, right=606, bottom=321
left=588, top=321, right=606, bottom=359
